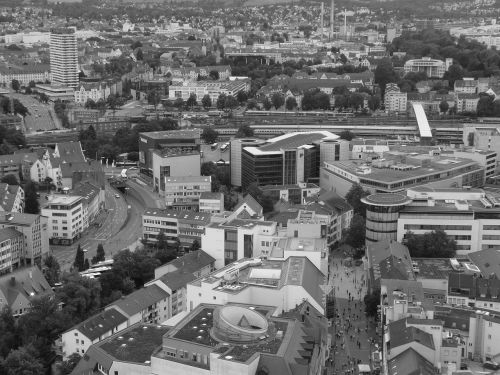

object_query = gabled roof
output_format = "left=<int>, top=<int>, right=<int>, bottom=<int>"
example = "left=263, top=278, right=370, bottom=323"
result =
left=68, top=308, right=127, bottom=341
left=234, top=194, right=263, bottom=217
left=468, top=249, right=500, bottom=279
left=0, top=152, right=38, bottom=166
left=0, top=267, right=53, bottom=307
left=0, top=227, right=23, bottom=243
left=0, top=183, right=22, bottom=212
left=155, top=250, right=215, bottom=291
left=387, top=348, right=436, bottom=375
left=388, top=319, right=435, bottom=351
left=54, top=141, right=86, bottom=164
left=107, top=284, right=169, bottom=317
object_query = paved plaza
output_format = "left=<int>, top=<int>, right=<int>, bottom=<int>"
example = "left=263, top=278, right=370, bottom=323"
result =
left=326, top=246, right=379, bottom=375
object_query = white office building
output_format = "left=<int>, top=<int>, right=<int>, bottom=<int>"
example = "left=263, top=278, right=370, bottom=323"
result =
left=41, top=195, right=83, bottom=245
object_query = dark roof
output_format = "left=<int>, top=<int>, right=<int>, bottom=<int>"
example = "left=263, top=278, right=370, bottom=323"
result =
left=0, top=227, right=23, bottom=243
left=69, top=308, right=128, bottom=341
left=155, top=250, right=215, bottom=291
left=107, top=284, right=169, bottom=317
left=0, top=211, right=39, bottom=226
left=0, top=267, right=53, bottom=307
left=387, top=348, right=436, bottom=375
left=388, top=319, right=435, bottom=351
left=468, top=249, right=500, bottom=279
left=258, top=132, right=336, bottom=152
left=434, top=306, right=473, bottom=331
left=54, top=141, right=86, bottom=164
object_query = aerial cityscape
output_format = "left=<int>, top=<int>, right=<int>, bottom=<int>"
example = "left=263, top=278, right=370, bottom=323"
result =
left=2, top=0, right=500, bottom=374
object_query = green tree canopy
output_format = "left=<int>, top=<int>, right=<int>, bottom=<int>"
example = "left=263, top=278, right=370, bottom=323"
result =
left=345, top=183, right=370, bottom=218
left=23, top=181, right=39, bottom=214
left=405, top=230, right=457, bottom=258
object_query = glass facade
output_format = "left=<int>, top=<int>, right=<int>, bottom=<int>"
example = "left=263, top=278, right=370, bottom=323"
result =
left=241, top=150, right=283, bottom=187
left=365, top=205, right=407, bottom=244
left=224, top=229, right=238, bottom=265
left=283, top=150, right=297, bottom=185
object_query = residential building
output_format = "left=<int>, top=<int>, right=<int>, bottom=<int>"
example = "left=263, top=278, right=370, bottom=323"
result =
left=411, top=258, right=454, bottom=303
left=0, top=211, right=48, bottom=266
left=468, top=248, right=500, bottom=279
left=50, top=28, right=79, bottom=88
left=447, top=272, right=500, bottom=312
left=74, top=117, right=131, bottom=136
left=0, top=227, right=23, bottom=274
left=139, top=129, right=201, bottom=174
left=41, top=195, right=83, bottom=245
left=0, top=64, right=51, bottom=86
left=0, top=267, right=53, bottom=316
left=61, top=308, right=128, bottom=359
left=260, top=183, right=321, bottom=204
left=0, top=183, right=24, bottom=212
left=162, top=65, right=232, bottom=80
left=397, top=187, right=500, bottom=254
left=241, top=131, right=341, bottom=187
left=163, top=176, right=211, bottom=210
left=403, top=57, right=451, bottom=78
left=187, top=257, right=325, bottom=314
left=70, top=323, right=170, bottom=375
left=464, top=124, right=500, bottom=154
left=455, top=93, right=480, bottom=113
left=146, top=250, right=215, bottom=318
left=0, top=152, right=39, bottom=181
left=142, top=208, right=211, bottom=249
left=384, top=83, right=407, bottom=113
left=104, top=283, right=170, bottom=325
left=454, top=78, right=478, bottom=94
left=365, top=239, right=414, bottom=293
left=168, top=80, right=249, bottom=102
left=73, top=82, right=111, bottom=104
left=198, top=192, right=224, bottom=213
left=320, top=151, right=485, bottom=197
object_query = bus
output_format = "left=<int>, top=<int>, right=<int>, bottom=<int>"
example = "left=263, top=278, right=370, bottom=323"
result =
left=211, top=143, right=218, bottom=150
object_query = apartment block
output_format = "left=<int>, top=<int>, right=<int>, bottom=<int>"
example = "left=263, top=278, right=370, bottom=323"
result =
left=41, top=195, right=83, bottom=245
left=163, top=176, right=211, bottom=210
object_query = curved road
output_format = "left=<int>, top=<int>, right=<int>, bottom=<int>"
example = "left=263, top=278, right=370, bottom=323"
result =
left=51, top=177, right=163, bottom=271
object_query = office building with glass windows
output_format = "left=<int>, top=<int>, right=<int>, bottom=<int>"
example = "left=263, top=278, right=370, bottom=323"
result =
left=396, top=187, right=500, bottom=255
left=240, top=131, right=345, bottom=187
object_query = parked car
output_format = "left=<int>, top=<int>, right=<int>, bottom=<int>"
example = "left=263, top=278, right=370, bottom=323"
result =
left=483, top=361, right=500, bottom=370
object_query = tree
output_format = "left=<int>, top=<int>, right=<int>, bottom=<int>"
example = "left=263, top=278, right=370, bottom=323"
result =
left=201, top=94, right=212, bottom=109
left=11, top=79, right=20, bottom=92
left=201, top=128, right=219, bottom=144
left=301, top=89, right=330, bottom=111
left=201, top=161, right=217, bottom=176
left=57, top=353, right=82, bottom=375
left=136, top=48, right=143, bottom=60
left=112, top=249, right=160, bottom=288
left=439, top=100, right=449, bottom=114
left=246, top=99, right=258, bottom=110
left=24, top=181, right=39, bottom=214
left=344, top=214, right=366, bottom=249
left=235, top=124, right=254, bottom=138
left=186, top=93, right=197, bottom=108
left=57, top=272, right=101, bottom=321
left=443, top=64, right=464, bottom=87
left=209, top=70, right=220, bottom=80
left=345, top=183, right=369, bottom=218
left=348, top=93, right=364, bottom=111
left=189, top=240, right=201, bottom=253
left=0, top=307, right=21, bottom=358
left=405, top=230, right=457, bottom=258
left=216, top=93, right=226, bottom=110
left=2, top=345, right=44, bottom=375
left=43, top=255, right=60, bottom=286
left=73, top=244, right=85, bottom=272
left=285, top=96, right=297, bottom=111
left=85, top=99, right=97, bottom=109
left=374, top=58, right=398, bottom=97
left=1, top=173, right=18, bottom=185
left=83, top=258, right=90, bottom=271
left=224, top=95, right=238, bottom=111
left=236, top=90, right=248, bottom=104
left=262, top=96, right=272, bottom=110
left=468, top=132, right=475, bottom=146
left=174, top=98, right=184, bottom=109
left=271, top=92, right=285, bottom=110
left=92, top=243, right=105, bottom=264
left=364, top=289, right=380, bottom=318
left=339, top=130, right=356, bottom=141
left=368, top=95, right=381, bottom=111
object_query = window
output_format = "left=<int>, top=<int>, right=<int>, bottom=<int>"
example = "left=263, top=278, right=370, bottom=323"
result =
left=76, top=339, right=79, bottom=344
left=488, top=334, right=492, bottom=339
